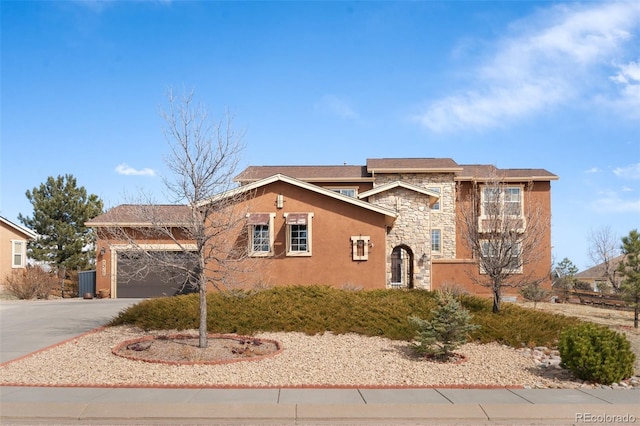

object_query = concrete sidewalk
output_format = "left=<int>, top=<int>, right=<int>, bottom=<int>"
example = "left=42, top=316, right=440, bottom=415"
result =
left=1, top=386, right=639, bottom=425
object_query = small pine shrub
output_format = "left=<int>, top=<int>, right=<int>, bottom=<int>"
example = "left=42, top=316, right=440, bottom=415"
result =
left=519, top=282, right=550, bottom=308
left=558, top=323, right=635, bottom=385
left=409, top=291, right=480, bottom=361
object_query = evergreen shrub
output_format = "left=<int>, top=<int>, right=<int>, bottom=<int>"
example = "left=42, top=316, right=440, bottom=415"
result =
left=409, top=291, right=479, bottom=361
left=110, top=285, right=581, bottom=347
left=558, top=323, right=635, bottom=384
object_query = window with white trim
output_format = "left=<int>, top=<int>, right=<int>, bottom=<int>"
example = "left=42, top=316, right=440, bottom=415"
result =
left=427, top=186, right=441, bottom=211
left=351, top=236, right=370, bottom=260
left=11, top=240, right=26, bottom=268
left=247, top=213, right=275, bottom=257
left=480, top=240, right=522, bottom=274
left=285, top=213, right=313, bottom=256
left=481, top=186, right=522, bottom=217
left=431, top=229, right=441, bottom=253
left=329, top=187, right=357, bottom=198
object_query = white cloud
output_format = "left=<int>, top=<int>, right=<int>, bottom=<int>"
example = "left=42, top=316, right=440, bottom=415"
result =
left=609, top=59, right=640, bottom=116
left=415, top=2, right=640, bottom=133
left=314, top=95, right=359, bottom=120
left=614, top=163, right=640, bottom=179
left=591, top=190, right=640, bottom=213
left=611, top=60, right=640, bottom=85
left=115, top=164, right=156, bottom=177
left=584, top=167, right=601, bottom=174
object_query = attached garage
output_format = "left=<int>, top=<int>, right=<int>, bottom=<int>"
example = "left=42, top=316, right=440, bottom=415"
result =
left=116, top=251, right=197, bottom=298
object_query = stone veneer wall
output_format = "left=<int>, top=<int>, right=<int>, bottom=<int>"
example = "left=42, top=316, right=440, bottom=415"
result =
left=368, top=173, right=457, bottom=289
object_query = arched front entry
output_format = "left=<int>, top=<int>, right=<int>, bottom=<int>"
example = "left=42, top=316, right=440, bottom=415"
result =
left=390, top=245, right=414, bottom=289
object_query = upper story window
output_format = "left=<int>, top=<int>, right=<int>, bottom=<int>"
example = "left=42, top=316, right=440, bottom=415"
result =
left=247, top=213, right=275, bottom=257
left=329, top=188, right=357, bottom=198
left=427, top=186, right=441, bottom=211
left=285, top=213, right=313, bottom=256
left=503, top=187, right=522, bottom=215
left=11, top=240, right=26, bottom=268
left=481, top=186, right=522, bottom=217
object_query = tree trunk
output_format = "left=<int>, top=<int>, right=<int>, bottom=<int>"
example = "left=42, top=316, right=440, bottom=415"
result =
left=635, top=307, right=638, bottom=329
left=198, top=282, right=208, bottom=348
left=493, top=290, right=501, bottom=313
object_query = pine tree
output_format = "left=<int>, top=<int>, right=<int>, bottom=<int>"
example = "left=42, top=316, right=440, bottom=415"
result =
left=409, top=291, right=479, bottom=361
left=519, top=281, right=550, bottom=308
left=618, top=229, right=640, bottom=328
left=18, top=174, right=103, bottom=271
left=552, top=257, right=578, bottom=300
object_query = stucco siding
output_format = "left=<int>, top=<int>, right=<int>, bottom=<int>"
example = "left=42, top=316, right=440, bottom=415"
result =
left=0, top=222, right=32, bottom=282
left=225, top=180, right=388, bottom=289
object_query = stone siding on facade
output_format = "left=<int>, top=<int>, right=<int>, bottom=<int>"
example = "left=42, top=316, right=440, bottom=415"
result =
left=369, top=173, right=456, bottom=289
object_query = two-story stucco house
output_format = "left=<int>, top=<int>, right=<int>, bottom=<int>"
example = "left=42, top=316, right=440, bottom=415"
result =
left=87, top=158, right=558, bottom=299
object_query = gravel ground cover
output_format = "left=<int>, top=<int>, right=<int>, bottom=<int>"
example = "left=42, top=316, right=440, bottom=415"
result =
left=519, top=302, right=640, bottom=374
left=2, top=302, right=639, bottom=389
left=1, top=325, right=635, bottom=389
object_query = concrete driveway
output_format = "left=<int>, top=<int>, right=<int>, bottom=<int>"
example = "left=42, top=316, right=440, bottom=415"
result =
left=0, top=298, right=143, bottom=363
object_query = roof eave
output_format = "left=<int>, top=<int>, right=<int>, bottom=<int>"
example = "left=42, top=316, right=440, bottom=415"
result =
left=0, top=217, right=38, bottom=239
left=85, top=222, right=190, bottom=228
left=236, top=177, right=375, bottom=183
left=454, top=176, right=559, bottom=182
left=204, top=174, right=399, bottom=219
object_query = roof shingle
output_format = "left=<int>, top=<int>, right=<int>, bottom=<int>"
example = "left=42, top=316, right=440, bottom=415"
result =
left=235, top=165, right=370, bottom=182
left=86, top=205, right=192, bottom=226
left=366, top=158, right=461, bottom=171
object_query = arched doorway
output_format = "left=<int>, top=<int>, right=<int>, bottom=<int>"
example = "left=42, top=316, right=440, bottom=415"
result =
left=390, top=245, right=414, bottom=289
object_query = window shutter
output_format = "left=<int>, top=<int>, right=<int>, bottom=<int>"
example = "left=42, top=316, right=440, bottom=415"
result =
left=285, top=213, right=308, bottom=225
left=247, top=213, right=270, bottom=225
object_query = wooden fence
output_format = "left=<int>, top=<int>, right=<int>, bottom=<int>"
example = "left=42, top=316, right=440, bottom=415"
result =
left=561, top=289, right=631, bottom=311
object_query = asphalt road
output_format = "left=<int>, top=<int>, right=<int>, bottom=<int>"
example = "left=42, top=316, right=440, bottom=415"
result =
left=0, top=298, right=143, bottom=363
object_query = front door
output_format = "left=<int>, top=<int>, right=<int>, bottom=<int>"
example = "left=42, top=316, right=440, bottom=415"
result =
left=390, top=245, right=413, bottom=289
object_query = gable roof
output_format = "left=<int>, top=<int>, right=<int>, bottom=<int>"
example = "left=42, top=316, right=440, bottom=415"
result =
left=88, top=175, right=399, bottom=228
left=575, top=255, right=625, bottom=279
left=455, top=165, right=558, bottom=182
left=358, top=181, right=441, bottom=207
left=204, top=174, right=398, bottom=225
left=367, top=158, right=462, bottom=173
left=86, top=205, right=192, bottom=227
left=0, top=216, right=37, bottom=239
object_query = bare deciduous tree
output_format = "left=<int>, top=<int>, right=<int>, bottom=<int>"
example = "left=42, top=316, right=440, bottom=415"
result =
left=588, top=225, right=622, bottom=292
left=103, top=89, right=252, bottom=348
left=458, top=174, right=551, bottom=313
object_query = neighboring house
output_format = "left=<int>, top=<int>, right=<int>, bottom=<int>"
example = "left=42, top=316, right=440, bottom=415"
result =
left=0, top=216, right=37, bottom=282
left=87, top=158, right=558, bottom=299
left=575, top=255, right=625, bottom=292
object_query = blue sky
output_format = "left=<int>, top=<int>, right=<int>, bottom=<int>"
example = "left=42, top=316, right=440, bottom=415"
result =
left=1, top=0, right=638, bottom=271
